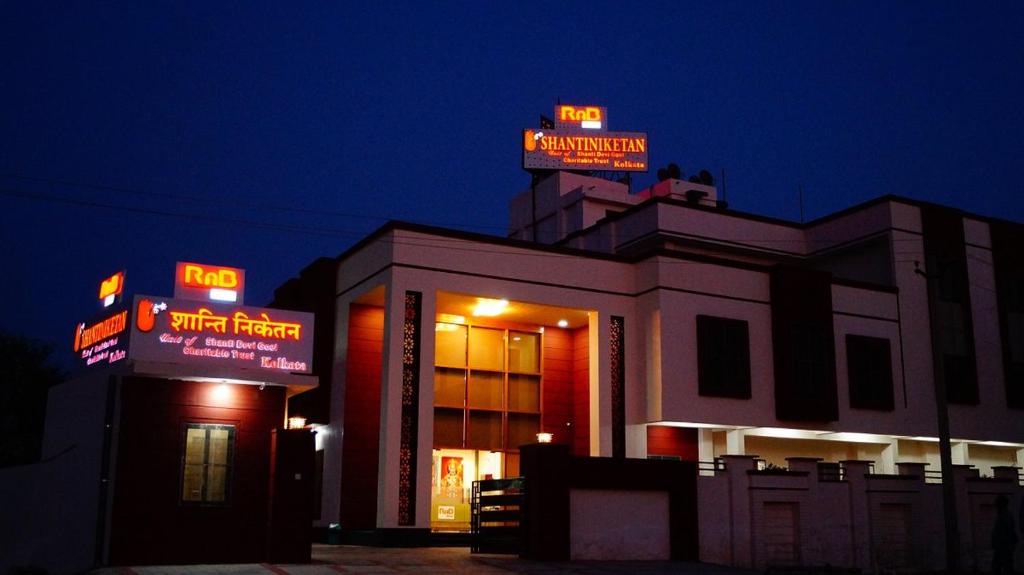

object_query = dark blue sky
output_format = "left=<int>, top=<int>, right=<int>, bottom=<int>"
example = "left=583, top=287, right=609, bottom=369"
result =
left=2, top=2, right=1022, bottom=364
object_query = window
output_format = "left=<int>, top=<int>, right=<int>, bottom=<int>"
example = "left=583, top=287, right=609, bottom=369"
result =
left=181, top=423, right=235, bottom=504
left=433, top=324, right=541, bottom=451
left=846, top=335, right=894, bottom=410
left=697, top=315, right=751, bottom=398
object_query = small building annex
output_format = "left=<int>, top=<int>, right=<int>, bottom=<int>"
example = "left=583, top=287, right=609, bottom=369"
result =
left=273, top=170, right=1024, bottom=538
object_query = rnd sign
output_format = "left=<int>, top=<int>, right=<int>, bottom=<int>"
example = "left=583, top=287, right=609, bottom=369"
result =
left=174, top=261, right=246, bottom=304
left=555, top=105, right=607, bottom=131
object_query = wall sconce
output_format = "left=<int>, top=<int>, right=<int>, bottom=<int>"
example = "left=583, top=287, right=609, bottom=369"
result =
left=288, top=416, right=307, bottom=430
left=536, top=432, right=553, bottom=444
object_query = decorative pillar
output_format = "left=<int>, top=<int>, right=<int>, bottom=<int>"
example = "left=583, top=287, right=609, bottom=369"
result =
left=610, top=316, right=625, bottom=458
left=397, top=291, right=421, bottom=526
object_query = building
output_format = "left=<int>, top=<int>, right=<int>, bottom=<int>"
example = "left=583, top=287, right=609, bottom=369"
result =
left=274, top=170, right=1024, bottom=548
left=0, top=264, right=317, bottom=573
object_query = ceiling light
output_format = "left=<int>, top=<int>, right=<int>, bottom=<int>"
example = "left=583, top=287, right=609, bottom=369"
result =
left=472, top=298, right=508, bottom=317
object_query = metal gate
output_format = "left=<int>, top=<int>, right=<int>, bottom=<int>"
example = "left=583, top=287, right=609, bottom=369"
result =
left=470, top=477, right=524, bottom=554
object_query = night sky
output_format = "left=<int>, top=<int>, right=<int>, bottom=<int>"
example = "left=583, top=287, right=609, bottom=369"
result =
left=2, top=2, right=1022, bottom=367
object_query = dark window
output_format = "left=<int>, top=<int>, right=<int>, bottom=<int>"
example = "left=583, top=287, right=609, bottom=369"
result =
left=943, top=353, right=977, bottom=404
left=846, top=335, right=894, bottom=411
left=790, top=322, right=831, bottom=397
left=181, top=423, right=235, bottom=505
left=697, top=315, right=751, bottom=398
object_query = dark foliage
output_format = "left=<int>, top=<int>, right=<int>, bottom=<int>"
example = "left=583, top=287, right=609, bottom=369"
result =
left=0, top=332, right=65, bottom=466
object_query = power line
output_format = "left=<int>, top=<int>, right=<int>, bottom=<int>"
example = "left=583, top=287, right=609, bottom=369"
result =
left=2, top=173, right=510, bottom=233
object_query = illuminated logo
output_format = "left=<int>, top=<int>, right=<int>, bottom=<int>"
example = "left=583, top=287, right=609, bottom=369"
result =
left=99, top=271, right=125, bottom=307
left=557, top=105, right=603, bottom=129
left=175, top=262, right=245, bottom=303
left=135, top=298, right=167, bottom=333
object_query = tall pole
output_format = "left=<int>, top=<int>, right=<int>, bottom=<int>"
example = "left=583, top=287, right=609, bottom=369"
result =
left=917, top=263, right=960, bottom=572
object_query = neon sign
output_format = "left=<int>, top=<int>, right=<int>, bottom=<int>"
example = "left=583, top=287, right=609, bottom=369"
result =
left=523, top=129, right=648, bottom=171
left=556, top=105, right=606, bottom=130
left=174, top=262, right=246, bottom=304
left=74, top=310, right=128, bottom=353
left=163, top=307, right=302, bottom=341
left=98, top=271, right=125, bottom=307
left=73, top=308, right=129, bottom=367
left=131, top=296, right=313, bottom=374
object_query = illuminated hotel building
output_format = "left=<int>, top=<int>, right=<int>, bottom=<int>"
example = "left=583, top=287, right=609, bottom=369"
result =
left=275, top=170, right=1024, bottom=537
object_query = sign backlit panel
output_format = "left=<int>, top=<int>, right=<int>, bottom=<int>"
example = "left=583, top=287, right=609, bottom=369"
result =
left=522, top=129, right=648, bottom=172
left=130, top=295, right=314, bottom=374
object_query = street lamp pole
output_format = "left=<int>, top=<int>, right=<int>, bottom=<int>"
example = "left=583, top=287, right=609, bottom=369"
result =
left=916, top=262, right=960, bottom=573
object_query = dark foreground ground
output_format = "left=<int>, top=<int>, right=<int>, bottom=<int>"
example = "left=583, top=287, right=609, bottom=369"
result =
left=87, top=544, right=760, bottom=574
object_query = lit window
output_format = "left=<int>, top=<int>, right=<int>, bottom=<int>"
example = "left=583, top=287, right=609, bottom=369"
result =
left=181, top=423, right=235, bottom=504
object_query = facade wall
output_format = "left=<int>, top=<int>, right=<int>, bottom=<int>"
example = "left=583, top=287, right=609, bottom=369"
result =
left=108, top=377, right=285, bottom=565
left=338, top=304, right=384, bottom=529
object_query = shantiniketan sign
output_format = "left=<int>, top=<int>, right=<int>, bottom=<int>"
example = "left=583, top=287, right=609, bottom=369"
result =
left=522, top=129, right=648, bottom=171
left=130, top=295, right=314, bottom=374
left=73, top=306, right=130, bottom=368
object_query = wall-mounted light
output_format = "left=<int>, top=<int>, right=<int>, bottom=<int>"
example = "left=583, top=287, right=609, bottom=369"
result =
left=557, top=319, right=569, bottom=328
left=536, top=432, right=553, bottom=444
left=212, top=383, right=231, bottom=402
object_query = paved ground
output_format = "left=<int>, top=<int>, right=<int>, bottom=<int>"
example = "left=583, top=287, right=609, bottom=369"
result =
left=88, top=544, right=760, bottom=574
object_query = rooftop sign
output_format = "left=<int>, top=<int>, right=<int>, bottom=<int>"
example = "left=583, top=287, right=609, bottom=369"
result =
left=73, top=306, right=130, bottom=368
left=523, top=129, right=648, bottom=172
left=98, top=271, right=125, bottom=308
left=523, top=105, right=648, bottom=172
left=174, top=262, right=246, bottom=304
left=555, top=105, right=607, bottom=131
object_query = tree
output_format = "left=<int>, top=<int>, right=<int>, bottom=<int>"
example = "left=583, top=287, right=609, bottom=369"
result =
left=0, top=332, right=65, bottom=466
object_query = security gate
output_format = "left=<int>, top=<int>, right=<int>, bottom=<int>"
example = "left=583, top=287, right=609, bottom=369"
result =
left=470, top=477, right=524, bottom=554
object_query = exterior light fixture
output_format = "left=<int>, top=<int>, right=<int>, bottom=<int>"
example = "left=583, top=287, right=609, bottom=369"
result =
left=536, top=432, right=553, bottom=444
left=288, top=416, right=307, bottom=430
left=557, top=319, right=569, bottom=328
left=212, top=383, right=230, bottom=402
